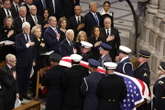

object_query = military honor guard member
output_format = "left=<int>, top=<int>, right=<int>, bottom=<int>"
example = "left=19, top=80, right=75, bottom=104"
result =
left=62, top=54, right=87, bottom=110
left=134, top=50, right=151, bottom=110
left=116, top=45, right=134, bottom=76
left=80, top=41, right=94, bottom=61
left=81, top=58, right=105, bottom=110
left=134, top=50, right=151, bottom=86
left=153, top=62, right=165, bottom=110
left=97, top=62, right=127, bottom=110
left=99, top=42, right=112, bottom=66
left=42, top=53, right=63, bottom=110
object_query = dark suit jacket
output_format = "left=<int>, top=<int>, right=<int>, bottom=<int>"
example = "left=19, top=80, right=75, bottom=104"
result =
left=63, top=0, right=80, bottom=18
left=28, top=14, right=42, bottom=27
left=15, top=33, right=35, bottom=67
left=34, top=0, right=47, bottom=18
left=43, top=27, right=64, bottom=53
left=14, top=16, right=31, bottom=34
left=69, top=15, right=85, bottom=35
left=10, top=4, right=19, bottom=18
left=84, top=12, right=102, bottom=36
left=59, top=39, right=74, bottom=57
left=101, top=27, right=120, bottom=61
left=46, top=0, right=64, bottom=19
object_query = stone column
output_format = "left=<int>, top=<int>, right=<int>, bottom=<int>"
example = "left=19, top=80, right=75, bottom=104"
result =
left=148, top=0, right=159, bottom=14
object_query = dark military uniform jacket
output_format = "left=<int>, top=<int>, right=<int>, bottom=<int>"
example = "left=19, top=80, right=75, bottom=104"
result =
left=153, top=75, right=165, bottom=110
left=134, top=62, right=150, bottom=86
left=97, top=74, right=127, bottom=110
left=81, top=72, right=105, bottom=110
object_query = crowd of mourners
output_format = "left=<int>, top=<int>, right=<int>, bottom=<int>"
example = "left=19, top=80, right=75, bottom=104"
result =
left=0, top=0, right=165, bottom=110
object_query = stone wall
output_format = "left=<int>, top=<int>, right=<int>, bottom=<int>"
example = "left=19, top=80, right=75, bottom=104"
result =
left=138, top=0, right=165, bottom=81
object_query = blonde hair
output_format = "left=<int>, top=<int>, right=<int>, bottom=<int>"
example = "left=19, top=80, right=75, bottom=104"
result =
left=76, top=31, right=88, bottom=42
left=31, top=25, right=41, bottom=35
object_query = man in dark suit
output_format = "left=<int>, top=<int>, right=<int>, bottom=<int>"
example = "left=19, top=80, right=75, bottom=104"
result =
left=101, top=17, right=120, bottom=61
left=43, top=16, right=64, bottom=53
left=63, top=0, right=79, bottom=18
left=34, top=0, right=47, bottom=18
left=1, top=54, right=18, bottom=110
left=14, top=6, right=31, bottom=34
left=0, top=0, right=13, bottom=28
left=22, top=0, right=34, bottom=16
left=46, top=0, right=64, bottom=19
left=153, top=62, right=165, bottom=110
left=28, top=5, right=42, bottom=27
left=69, top=5, right=85, bottom=36
left=81, top=59, right=105, bottom=110
left=59, top=29, right=75, bottom=56
left=116, top=45, right=134, bottom=76
left=84, top=2, right=102, bottom=36
left=11, top=0, right=20, bottom=18
left=15, top=22, right=35, bottom=100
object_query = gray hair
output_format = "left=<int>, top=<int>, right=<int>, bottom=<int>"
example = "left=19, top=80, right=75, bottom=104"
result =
left=65, top=29, right=74, bottom=36
left=5, top=54, right=16, bottom=62
left=31, top=25, right=41, bottom=34
left=22, top=21, right=31, bottom=29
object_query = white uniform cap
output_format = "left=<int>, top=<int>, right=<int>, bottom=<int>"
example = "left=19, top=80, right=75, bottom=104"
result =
left=81, top=41, right=93, bottom=48
left=70, top=54, right=83, bottom=62
left=104, top=62, right=118, bottom=70
left=119, top=45, right=132, bottom=54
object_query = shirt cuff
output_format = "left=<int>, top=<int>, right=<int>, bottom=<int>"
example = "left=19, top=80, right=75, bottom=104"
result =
left=26, top=43, right=30, bottom=48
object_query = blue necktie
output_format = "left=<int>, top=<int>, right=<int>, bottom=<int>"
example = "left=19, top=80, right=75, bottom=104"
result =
left=94, top=13, right=99, bottom=25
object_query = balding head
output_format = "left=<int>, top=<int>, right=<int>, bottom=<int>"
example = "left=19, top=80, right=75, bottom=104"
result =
left=89, top=2, right=97, bottom=12
left=104, top=17, right=112, bottom=29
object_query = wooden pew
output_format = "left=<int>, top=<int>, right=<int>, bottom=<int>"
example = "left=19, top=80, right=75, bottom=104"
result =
left=13, top=100, right=41, bottom=110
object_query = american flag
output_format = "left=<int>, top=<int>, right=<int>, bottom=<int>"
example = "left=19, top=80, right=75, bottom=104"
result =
left=114, top=72, right=150, bottom=110
left=79, top=61, right=151, bottom=110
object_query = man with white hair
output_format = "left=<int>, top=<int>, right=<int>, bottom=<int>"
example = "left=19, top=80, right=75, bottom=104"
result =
left=28, top=5, right=42, bottom=27
left=14, top=6, right=31, bottom=34
left=59, top=29, right=76, bottom=56
left=15, top=22, right=35, bottom=100
left=1, top=54, right=18, bottom=110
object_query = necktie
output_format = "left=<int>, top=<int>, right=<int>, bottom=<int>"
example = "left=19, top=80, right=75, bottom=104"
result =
left=94, top=13, right=99, bottom=25
left=34, top=16, right=38, bottom=24
left=22, top=17, right=26, bottom=22
left=16, top=5, right=18, bottom=13
left=42, top=0, right=46, bottom=9
left=52, top=0, right=56, bottom=14
left=25, top=34, right=31, bottom=42
left=7, top=9, right=10, bottom=16
left=54, top=28, right=60, bottom=41
left=78, top=16, right=81, bottom=24
left=107, top=29, right=110, bottom=36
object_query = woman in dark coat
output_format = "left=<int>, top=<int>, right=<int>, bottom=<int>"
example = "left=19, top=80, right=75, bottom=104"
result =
left=89, top=26, right=105, bottom=60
